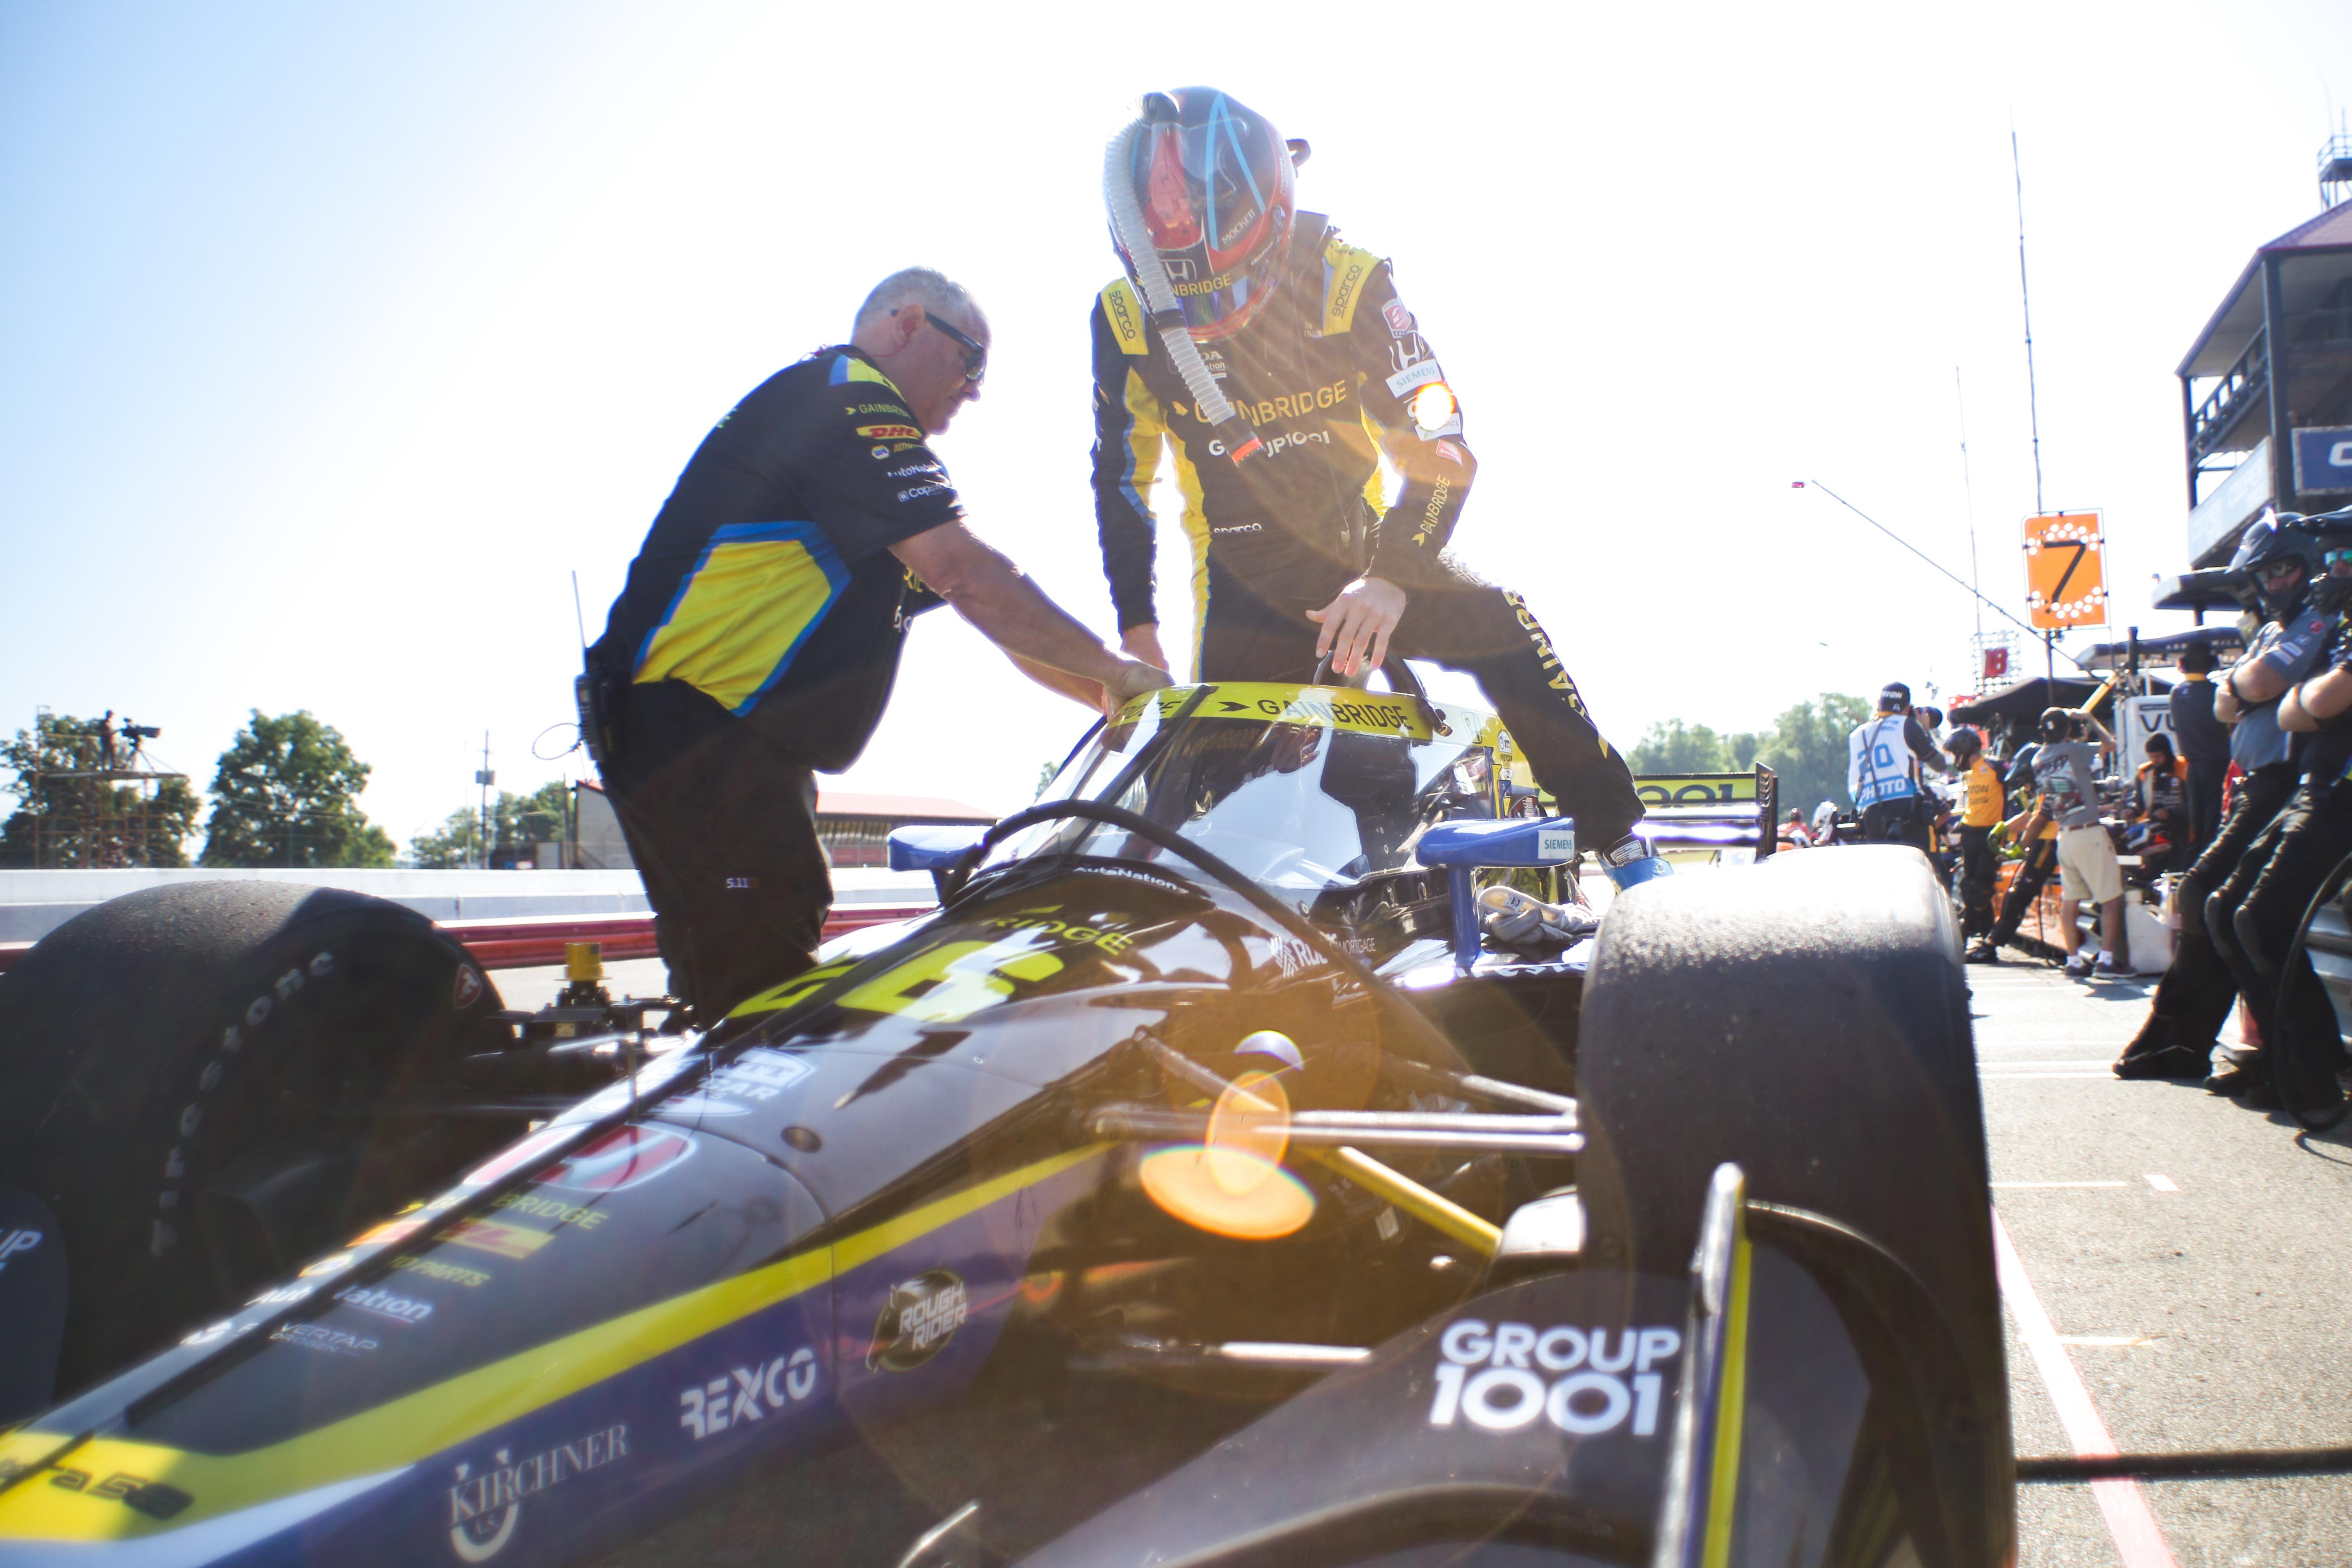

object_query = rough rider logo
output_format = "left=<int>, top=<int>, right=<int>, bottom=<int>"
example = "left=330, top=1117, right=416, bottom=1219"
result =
left=867, top=1270, right=968, bottom=1371
left=446, top=1425, right=628, bottom=1561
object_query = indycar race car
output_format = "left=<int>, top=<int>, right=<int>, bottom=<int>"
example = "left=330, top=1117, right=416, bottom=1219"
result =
left=0, top=671, right=2010, bottom=1567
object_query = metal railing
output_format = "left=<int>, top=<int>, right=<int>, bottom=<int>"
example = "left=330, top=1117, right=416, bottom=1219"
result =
left=2190, top=326, right=2268, bottom=463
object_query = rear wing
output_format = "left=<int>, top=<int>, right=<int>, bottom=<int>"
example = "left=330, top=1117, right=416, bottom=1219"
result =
left=1630, top=765, right=1781, bottom=861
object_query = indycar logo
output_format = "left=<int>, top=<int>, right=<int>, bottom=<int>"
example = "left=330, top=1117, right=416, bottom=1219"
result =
left=1428, top=1319, right=1680, bottom=1437
left=446, top=1425, right=629, bottom=1562
left=867, top=1270, right=968, bottom=1371
left=679, top=1345, right=820, bottom=1439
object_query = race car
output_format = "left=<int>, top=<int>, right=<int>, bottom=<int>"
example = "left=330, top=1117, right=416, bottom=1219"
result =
left=0, top=670, right=2010, bottom=1567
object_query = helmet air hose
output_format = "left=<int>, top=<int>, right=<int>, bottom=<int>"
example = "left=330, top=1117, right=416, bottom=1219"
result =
left=1104, top=99, right=1263, bottom=465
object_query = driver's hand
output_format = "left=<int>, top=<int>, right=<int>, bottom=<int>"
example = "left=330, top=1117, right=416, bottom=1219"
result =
left=1121, top=622, right=1171, bottom=672
left=1306, top=576, right=1407, bottom=677
left=1102, top=657, right=1174, bottom=717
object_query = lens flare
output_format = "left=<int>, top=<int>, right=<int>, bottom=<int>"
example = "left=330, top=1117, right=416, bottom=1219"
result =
left=1139, top=1145, right=1314, bottom=1240
left=1204, top=1069, right=1290, bottom=1194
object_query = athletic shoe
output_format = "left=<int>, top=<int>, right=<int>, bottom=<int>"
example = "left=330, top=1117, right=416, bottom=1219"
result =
left=1964, top=940, right=2002, bottom=965
left=2093, top=956, right=2137, bottom=978
left=2063, top=954, right=2094, bottom=979
left=2114, top=1045, right=2208, bottom=1080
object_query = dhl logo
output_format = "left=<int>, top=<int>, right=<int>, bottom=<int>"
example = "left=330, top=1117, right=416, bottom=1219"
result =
left=857, top=424, right=922, bottom=441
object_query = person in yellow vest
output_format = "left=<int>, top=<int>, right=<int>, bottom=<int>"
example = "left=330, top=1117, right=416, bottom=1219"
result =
left=1947, top=728, right=2002, bottom=947
left=1085, top=90, right=1662, bottom=891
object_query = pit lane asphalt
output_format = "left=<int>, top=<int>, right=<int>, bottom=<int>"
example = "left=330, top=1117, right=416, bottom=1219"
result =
left=1976, top=956, right=2352, bottom=1567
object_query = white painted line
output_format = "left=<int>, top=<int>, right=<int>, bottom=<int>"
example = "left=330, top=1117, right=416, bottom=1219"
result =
left=1980, top=1072, right=2119, bottom=1080
left=2143, top=1174, right=2181, bottom=1194
left=1992, top=1181, right=2129, bottom=1189
left=1993, top=1212, right=2179, bottom=1568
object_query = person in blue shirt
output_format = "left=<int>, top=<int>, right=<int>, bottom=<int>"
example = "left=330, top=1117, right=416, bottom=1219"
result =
left=1845, top=683, right=1946, bottom=853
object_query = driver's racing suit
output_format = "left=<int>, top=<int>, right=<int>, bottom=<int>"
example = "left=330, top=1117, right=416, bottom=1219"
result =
left=1089, top=214, right=1646, bottom=852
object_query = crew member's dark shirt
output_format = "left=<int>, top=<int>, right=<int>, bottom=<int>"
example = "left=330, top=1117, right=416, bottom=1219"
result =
left=2302, top=622, right=2352, bottom=785
left=591, top=347, right=958, bottom=771
left=1091, top=214, right=1473, bottom=631
left=2168, top=675, right=2228, bottom=762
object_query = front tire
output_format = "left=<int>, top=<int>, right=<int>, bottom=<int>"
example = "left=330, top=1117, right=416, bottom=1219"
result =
left=0, top=881, right=521, bottom=1396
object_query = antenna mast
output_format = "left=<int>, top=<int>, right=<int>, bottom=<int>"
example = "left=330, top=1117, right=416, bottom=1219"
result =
left=2012, top=128, right=2045, bottom=515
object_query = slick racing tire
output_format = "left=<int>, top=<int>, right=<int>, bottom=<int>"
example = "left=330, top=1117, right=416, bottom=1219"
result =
left=1573, top=847, right=2009, bottom=1550
left=0, top=881, right=517, bottom=1397
left=2271, top=853, right=2352, bottom=1133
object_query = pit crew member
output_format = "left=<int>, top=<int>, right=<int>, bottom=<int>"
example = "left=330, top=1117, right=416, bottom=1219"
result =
left=2116, top=515, right=2329, bottom=1082
left=1845, top=683, right=1945, bottom=854
left=1948, top=728, right=2002, bottom=944
left=1087, top=89, right=1659, bottom=886
left=2030, top=706, right=2127, bottom=978
left=2170, top=641, right=2229, bottom=857
left=588, top=268, right=1170, bottom=1018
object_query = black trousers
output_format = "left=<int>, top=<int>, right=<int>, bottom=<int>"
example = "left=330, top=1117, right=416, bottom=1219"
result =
left=2129, top=763, right=2298, bottom=1057
left=1991, top=841, right=2058, bottom=946
left=596, top=679, right=830, bottom=1019
left=1859, top=799, right=1932, bottom=855
left=2207, top=780, right=2352, bottom=1053
left=1194, top=552, right=1646, bottom=850
left=2185, top=756, right=2227, bottom=858
left=1956, top=824, right=1997, bottom=937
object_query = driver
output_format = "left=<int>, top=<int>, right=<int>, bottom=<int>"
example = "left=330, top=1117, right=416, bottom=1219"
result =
left=1086, top=90, right=1661, bottom=890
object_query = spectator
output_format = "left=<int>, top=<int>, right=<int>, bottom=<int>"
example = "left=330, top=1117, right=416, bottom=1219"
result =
left=2171, top=642, right=2229, bottom=857
left=1810, top=800, right=1840, bottom=846
left=1780, top=807, right=1813, bottom=848
left=2031, top=705, right=2129, bottom=978
left=1974, top=744, right=2061, bottom=965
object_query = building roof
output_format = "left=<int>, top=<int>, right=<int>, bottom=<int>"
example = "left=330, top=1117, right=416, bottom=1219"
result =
left=815, top=792, right=998, bottom=823
left=2180, top=201, right=2352, bottom=377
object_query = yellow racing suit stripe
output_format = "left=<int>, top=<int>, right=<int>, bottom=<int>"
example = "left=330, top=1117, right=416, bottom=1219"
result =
left=632, top=522, right=849, bottom=715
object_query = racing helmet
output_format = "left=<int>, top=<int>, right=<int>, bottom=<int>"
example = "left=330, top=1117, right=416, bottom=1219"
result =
left=2308, top=506, right=2352, bottom=615
left=1945, top=727, right=1982, bottom=760
left=1112, top=89, right=1299, bottom=342
left=2229, top=509, right=2322, bottom=620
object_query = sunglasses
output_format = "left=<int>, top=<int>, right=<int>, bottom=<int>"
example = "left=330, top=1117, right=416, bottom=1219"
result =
left=2325, top=548, right=2352, bottom=569
left=920, top=309, right=988, bottom=382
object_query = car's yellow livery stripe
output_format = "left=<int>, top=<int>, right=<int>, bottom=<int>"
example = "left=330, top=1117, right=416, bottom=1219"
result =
left=1118, top=683, right=1483, bottom=744
left=0, top=1146, right=1106, bottom=1542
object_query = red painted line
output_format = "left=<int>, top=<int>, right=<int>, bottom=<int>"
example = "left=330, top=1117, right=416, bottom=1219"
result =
left=1992, top=1211, right=2179, bottom=1568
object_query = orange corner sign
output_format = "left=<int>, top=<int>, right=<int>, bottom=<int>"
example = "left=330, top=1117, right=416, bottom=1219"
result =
left=2023, top=511, right=2108, bottom=630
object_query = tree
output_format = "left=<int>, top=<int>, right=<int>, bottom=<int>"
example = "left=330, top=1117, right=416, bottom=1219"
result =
left=199, top=711, right=396, bottom=868
left=407, top=781, right=572, bottom=868
left=1754, top=694, right=1875, bottom=819
left=1625, top=719, right=1761, bottom=777
left=0, top=711, right=200, bottom=868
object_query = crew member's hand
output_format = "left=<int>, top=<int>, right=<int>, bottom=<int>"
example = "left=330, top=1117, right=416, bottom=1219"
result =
left=1306, top=577, right=1407, bottom=677
left=1102, top=657, right=1174, bottom=717
left=1121, top=622, right=1171, bottom=672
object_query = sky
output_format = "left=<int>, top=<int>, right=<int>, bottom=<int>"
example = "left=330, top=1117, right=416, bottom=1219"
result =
left=5, top=0, right=2351, bottom=850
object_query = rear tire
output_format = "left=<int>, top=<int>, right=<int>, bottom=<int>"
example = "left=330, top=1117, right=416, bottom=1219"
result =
left=1573, top=846, right=2009, bottom=1555
left=0, top=881, right=520, bottom=1395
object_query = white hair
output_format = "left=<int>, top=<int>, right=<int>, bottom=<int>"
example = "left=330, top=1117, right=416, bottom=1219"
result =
left=853, top=267, right=981, bottom=334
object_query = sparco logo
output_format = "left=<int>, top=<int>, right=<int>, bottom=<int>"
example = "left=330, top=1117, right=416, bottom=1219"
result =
left=445, top=1425, right=628, bottom=1562
left=1427, top=1319, right=1680, bottom=1438
left=867, top=1270, right=968, bottom=1371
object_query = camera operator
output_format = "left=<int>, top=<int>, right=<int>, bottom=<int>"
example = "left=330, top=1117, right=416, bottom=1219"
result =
left=2031, top=705, right=2128, bottom=978
left=2117, top=515, right=2330, bottom=1083
left=1846, top=682, right=1946, bottom=854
